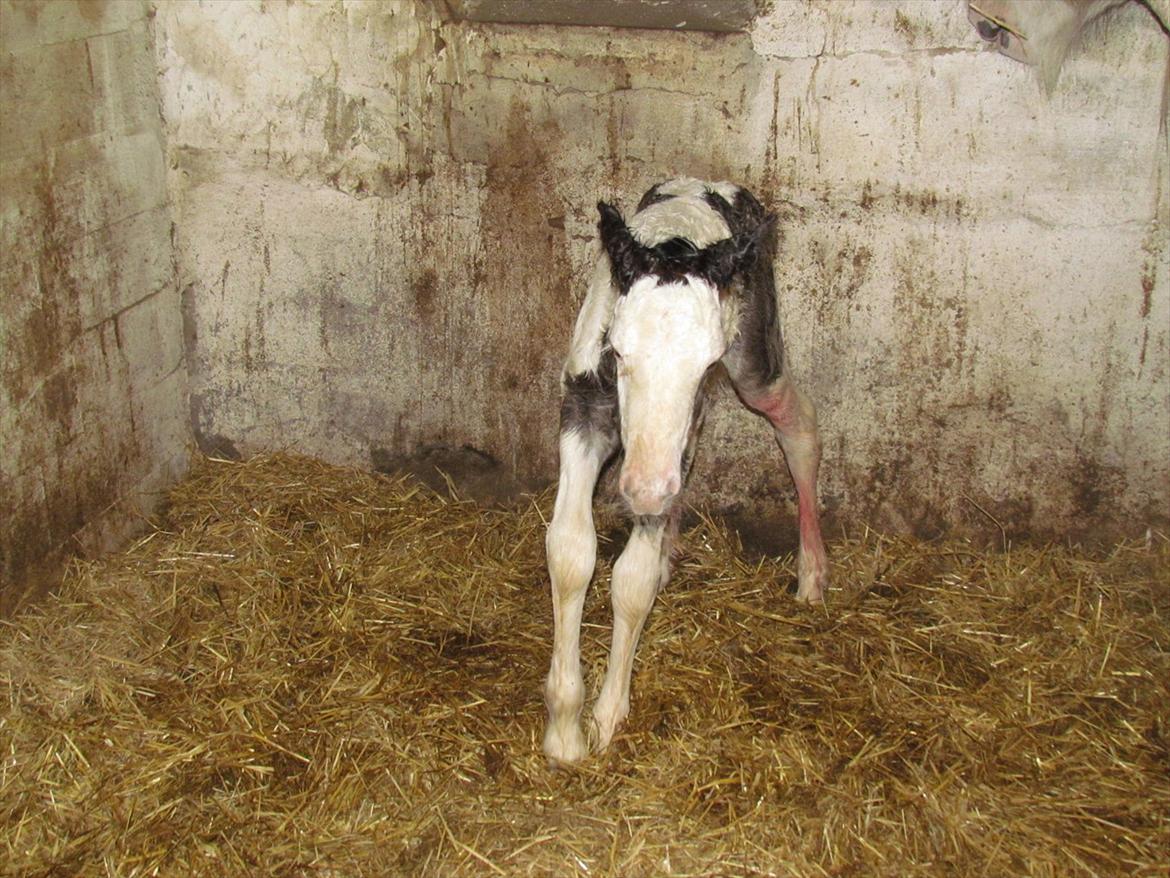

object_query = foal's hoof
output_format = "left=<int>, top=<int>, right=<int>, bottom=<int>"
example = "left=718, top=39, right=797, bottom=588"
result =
left=590, top=696, right=629, bottom=754
left=795, top=573, right=827, bottom=605
left=795, top=554, right=828, bottom=605
left=543, top=724, right=588, bottom=767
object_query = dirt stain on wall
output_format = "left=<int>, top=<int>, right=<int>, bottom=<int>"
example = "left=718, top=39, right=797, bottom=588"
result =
left=411, top=268, right=439, bottom=325
left=3, top=162, right=83, bottom=404
left=1, top=10, right=187, bottom=613
left=466, top=100, right=576, bottom=482
left=1, top=157, right=114, bottom=609
left=75, top=0, right=106, bottom=24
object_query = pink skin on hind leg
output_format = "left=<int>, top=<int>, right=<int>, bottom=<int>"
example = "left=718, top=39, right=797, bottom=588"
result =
left=742, top=378, right=828, bottom=604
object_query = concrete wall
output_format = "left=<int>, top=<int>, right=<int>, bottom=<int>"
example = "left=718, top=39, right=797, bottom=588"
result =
left=155, top=0, right=1169, bottom=545
left=1, top=0, right=187, bottom=612
left=157, top=0, right=1168, bottom=546
left=4, top=0, right=1160, bottom=612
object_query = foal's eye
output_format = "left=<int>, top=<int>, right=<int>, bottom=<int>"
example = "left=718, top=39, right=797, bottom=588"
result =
left=611, top=350, right=632, bottom=378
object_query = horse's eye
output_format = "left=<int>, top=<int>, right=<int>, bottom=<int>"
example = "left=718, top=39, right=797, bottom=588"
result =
left=612, top=351, right=631, bottom=379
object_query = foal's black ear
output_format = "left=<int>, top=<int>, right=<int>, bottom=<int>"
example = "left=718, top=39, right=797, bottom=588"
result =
left=597, top=201, right=647, bottom=294
left=700, top=212, right=777, bottom=289
left=597, top=201, right=630, bottom=259
left=741, top=212, right=778, bottom=269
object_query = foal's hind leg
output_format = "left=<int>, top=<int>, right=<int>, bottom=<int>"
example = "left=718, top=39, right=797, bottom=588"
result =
left=544, top=429, right=612, bottom=764
left=736, top=375, right=829, bottom=603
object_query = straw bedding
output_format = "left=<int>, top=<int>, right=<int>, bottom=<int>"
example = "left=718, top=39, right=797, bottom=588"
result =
left=2, top=453, right=1167, bottom=876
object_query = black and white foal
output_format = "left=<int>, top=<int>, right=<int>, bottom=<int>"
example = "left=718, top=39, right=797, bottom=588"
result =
left=544, top=178, right=828, bottom=764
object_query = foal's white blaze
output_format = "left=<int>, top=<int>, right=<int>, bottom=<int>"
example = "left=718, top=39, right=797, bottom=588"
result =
left=609, top=275, right=726, bottom=515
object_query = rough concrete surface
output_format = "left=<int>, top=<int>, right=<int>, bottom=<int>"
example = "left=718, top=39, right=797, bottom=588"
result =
left=157, top=0, right=1168, bottom=548
left=2, top=0, right=1167, bottom=609
left=1, top=0, right=187, bottom=612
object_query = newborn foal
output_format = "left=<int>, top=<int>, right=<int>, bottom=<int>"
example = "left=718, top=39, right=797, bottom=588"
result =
left=543, top=178, right=828, bottom=764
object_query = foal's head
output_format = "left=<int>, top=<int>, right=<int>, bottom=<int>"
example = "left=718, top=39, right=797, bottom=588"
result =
left=597, top=199, right=768, bottom=516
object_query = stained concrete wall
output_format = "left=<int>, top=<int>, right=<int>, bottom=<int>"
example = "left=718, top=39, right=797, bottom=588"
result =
left=154, top=0, right=1170, bottom=544
left=1, top=0, right=187, bottom=611
left=157, top=0, right=1168, bottom=546
left=6, top=1, right=1160, bottom=613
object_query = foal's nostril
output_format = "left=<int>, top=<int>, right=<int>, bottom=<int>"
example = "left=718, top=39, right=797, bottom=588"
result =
left=975, top=19, right=1001, bottom=41
left=618, top=471, right=634, bottom=500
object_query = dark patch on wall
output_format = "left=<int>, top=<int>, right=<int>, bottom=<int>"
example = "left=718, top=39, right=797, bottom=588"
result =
left=1139, top=258, right=1155, bottom=318
left=411, top=268, right=439, bottom=324
left=360, top=95, right=575, bottom=491
left=893, top=10, right=915, bottom=40
left=809, top=238, right=873, bottom=326
left=710, top=507, right=801, bottom=560
left=2, top=421, right=141, bottom=616
left=180, top=282, right=208, bottom=447
left=3, top=161, right=84, bottom=408
left=1, top=151, right=98, bottom=612
left=856, top=179, right=966, bottom=221
left=372, top=443, right=535, bottom=506
left=466, top=100, right=576, bottom=483
left=42, top=366, right=81, bottom=439
left=1069, top=450, right=1116, bottom=517
left=76, top=0, right=107, bottom=25
left=188, top=391, right=240, bottom=461
left=323, top=81, right=363, bottom=155
left=0, top=513, right=61, bottom=618
left=860, top=180, right=876, bottom=211
left=199, top=435, right=243, bottom=461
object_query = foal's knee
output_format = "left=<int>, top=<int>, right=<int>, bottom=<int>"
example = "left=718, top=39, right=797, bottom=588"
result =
left=546, top=515, right=596, bottom=596
left=610, top=532, right=663, bottom=621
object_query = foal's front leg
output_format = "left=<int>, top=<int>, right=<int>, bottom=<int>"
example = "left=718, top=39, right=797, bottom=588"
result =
left=544, top=430, right=609, bottom=764
left=592, top=515, right=671, bottom=751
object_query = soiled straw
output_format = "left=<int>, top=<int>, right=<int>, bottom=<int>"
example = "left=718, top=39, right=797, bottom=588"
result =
left=2, top=453, right=1167, bottom=876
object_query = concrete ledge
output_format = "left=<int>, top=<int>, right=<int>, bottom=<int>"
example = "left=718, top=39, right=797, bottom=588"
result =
left=441, top=0, right=757, bottom=32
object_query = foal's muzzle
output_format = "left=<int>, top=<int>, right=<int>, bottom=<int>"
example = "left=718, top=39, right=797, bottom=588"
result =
left=619, top=467, right=681, bottom=516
